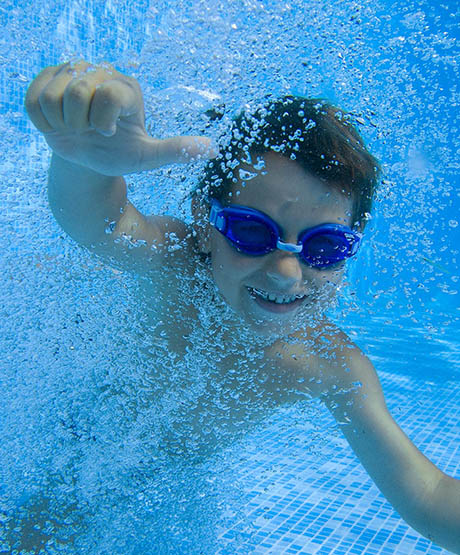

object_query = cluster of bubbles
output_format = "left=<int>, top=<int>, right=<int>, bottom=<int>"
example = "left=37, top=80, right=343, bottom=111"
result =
left=0, top=0, right=458, bottom=552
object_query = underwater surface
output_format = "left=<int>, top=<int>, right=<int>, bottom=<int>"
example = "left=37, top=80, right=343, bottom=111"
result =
left=0, top=0, right=458, bottom=553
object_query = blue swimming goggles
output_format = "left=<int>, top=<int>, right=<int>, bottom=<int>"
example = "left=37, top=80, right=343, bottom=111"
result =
left=209, top=199, right=362, bottom=269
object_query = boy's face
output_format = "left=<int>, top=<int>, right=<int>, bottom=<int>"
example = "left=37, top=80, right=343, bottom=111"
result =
left=207, top=152, right=354, bottom=335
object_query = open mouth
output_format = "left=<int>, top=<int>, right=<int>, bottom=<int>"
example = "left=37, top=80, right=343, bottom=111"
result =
left=247, top=287, right=307, bottom=313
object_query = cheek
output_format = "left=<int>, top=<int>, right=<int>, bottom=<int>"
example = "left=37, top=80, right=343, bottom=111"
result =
left=210, top=238, right=250, bottom=297
left=309, top=265, right=345, bottom=293
left=211, top=233, right=258, bottom=275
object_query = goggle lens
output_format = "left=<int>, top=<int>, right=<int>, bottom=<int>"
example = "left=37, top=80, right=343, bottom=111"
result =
left=226, top=215, right=277, bottom=255
left=300, top=231, right=353, bottom=268
left=210, top=200, right=361, bottom=268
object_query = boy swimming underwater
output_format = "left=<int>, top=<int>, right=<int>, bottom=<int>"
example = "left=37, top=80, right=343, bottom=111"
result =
left=24, top=61, right=460, bottom=552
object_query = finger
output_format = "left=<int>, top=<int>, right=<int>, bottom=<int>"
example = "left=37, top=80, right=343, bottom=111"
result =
left=25, top=65, right=62, bottom=132
left=62, top=77, right=94, bottom=131
left=38, top=61, right=100, bottom=131
left=89, top=78, right=142, bottom=136
left=141, top=135, right=218, bottom=169
left=38, top=66, right=82, bottom=131
left=62, top=70, right=107, bottom=131
left=62, top=63, right=121, bottom=131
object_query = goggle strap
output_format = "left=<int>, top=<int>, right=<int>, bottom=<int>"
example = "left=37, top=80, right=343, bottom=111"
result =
left=209, top=202, right=225, bottom=232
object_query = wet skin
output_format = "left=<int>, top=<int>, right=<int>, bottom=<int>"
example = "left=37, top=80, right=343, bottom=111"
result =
left=207, top=151, right=353, bottom=336
left=21, top=61, right=460, bottom=554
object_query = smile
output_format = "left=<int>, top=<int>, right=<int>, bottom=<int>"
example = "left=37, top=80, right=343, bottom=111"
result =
left=247, top=287, right=308, bottom=314
left=248, top=287, right=305, bottom=304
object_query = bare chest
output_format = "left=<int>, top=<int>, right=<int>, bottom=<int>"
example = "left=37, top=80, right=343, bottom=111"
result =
left=133, top=275, right=322, bottom=458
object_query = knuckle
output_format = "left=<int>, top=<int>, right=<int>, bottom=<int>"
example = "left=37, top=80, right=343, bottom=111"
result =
left=55, top=61, right=72, bottom=73
left=25, top=68, right=55, bottom=109
left=123, top=75, right=141, bottom=92
left=39, top=89, right=60, bottom=109
left=37, top=65, right=58, bottom=80
left=96, top=84, right=119, bottom=106
left=90, top=62, right=118, bottom=83
left=66, top=79, right=91, bottom=104
left=98, top=61, right=116, bottom=74
left=65, top=60, right=90, bottom=74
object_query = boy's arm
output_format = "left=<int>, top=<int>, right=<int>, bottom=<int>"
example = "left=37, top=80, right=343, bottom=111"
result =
left=26, top=61, right=214, bottom=272
left=323, top=346, right=460, bottom=553
left=48, top=153, right=191, bottom=271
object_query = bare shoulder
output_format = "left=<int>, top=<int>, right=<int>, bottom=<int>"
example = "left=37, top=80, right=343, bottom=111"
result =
left=110, top=202, right=200, bottom=278
left=316, top=323, right=383, bottom=394
left=264, top=320, right=385, bottom=405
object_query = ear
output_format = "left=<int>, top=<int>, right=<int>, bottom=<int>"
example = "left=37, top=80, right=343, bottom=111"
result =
left=191, top=195, right=212, bottom=254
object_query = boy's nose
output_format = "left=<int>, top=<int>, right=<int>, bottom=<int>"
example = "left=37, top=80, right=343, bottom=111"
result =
left=265, top=252, right=303, bottom=287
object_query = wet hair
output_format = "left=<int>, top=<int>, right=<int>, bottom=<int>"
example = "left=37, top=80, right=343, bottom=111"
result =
left=194, top=95, right=380, bottom=231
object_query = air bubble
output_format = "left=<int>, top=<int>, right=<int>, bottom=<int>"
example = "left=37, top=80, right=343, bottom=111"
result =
left=253, top=157, right=266, bottom=170
left=238, top=168, right=257, bottom=180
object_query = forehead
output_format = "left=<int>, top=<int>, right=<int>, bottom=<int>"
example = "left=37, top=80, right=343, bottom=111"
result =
left=228, top=152, right=353, bottom=226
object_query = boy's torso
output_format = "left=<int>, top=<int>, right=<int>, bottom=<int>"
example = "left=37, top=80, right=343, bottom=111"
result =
left=130, top=260, right=338, bottom=459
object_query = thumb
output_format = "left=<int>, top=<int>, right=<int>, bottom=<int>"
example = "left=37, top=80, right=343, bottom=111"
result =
left=139, top=135, right=217, bottom=169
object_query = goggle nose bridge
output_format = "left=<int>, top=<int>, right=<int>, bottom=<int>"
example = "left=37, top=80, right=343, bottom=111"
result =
left=276, top=240, right=303, bottom=254
left=209, top=198, right=362, bottom=267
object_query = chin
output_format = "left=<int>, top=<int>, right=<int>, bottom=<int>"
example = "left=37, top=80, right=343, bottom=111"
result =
left=242, top=307, right=317, bottom=339
left=243, top=294, right=337, bottom=339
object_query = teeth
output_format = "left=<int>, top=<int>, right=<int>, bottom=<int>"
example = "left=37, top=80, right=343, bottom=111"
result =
left=250, top=287, right=305, bottom=304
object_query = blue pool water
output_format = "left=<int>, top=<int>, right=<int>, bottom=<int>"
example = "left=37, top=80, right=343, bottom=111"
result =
left=1, top=0, right=459, bottom=553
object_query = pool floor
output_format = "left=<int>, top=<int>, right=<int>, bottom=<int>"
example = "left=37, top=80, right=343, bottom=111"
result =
left=217, top=366, right=459, bottom=554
